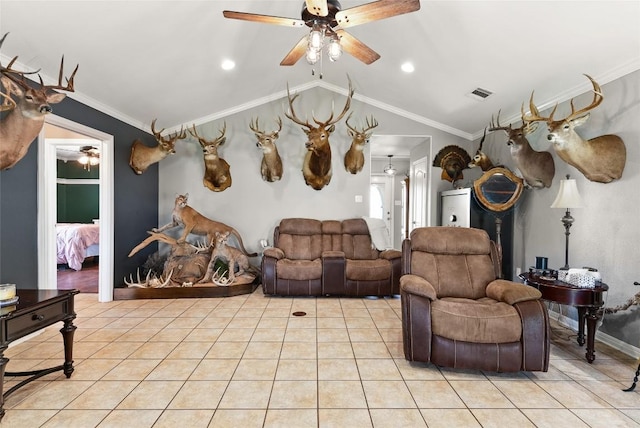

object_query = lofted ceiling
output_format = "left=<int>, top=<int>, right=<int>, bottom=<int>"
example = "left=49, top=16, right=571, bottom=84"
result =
left=1, top=1, right=639, bottom=157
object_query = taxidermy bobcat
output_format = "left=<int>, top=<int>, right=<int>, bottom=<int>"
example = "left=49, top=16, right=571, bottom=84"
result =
left=153, top=194, right=257, bottom=257
left=199, top=231, right=250, bottom=284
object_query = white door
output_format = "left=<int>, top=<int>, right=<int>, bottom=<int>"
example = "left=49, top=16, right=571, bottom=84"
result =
left=410, top=157, right=429, bottom=232
left=370, top=174, right=393, bottom=244
left=38, top=115, right=115, bottom=302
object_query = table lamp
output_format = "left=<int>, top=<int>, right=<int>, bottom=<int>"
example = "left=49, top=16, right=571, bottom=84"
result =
left=551, top=174, right=584, bottom=269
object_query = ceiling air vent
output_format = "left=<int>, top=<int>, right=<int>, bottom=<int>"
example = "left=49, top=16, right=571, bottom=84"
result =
left=467, top=87, right=493, bottom=101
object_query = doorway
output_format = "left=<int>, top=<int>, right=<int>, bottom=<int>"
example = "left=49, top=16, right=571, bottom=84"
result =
left=38, top=115, right=114, bottom=302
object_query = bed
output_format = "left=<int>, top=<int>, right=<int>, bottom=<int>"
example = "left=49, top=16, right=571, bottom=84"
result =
left=56, top=223, right=100, bottom=271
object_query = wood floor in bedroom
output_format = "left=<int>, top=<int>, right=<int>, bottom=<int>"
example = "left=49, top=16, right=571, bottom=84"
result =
left=57, top=257, right=99, bottom=294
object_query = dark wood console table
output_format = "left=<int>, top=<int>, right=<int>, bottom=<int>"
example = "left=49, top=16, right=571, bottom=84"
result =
left=0, top=289, right=79, bottom=421
left=521, top=273, right=608, bottom=363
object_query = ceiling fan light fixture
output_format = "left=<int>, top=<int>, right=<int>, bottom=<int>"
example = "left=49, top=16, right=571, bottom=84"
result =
left=306, top=46, right=320, bottom=64
left=78, top=155, right=89, bottom=165
left=327, top=37, right=342, bottom=62
left=308, top=23, right=324, bottom=50
left=384, top=155, right=397, bottom=175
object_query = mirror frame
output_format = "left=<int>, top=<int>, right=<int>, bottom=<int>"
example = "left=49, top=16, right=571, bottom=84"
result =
left=473, top=167, right=524, bottom=212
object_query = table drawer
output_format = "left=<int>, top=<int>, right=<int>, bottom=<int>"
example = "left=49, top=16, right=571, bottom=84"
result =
left=6, top=300, right=68, bottom=341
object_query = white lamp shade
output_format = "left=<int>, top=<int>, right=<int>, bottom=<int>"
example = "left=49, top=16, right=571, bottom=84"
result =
left=551, top=178, right=584, bottom=209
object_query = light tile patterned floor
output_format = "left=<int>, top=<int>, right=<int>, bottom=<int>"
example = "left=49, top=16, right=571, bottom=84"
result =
left=2, top=289, right=639, bottom=427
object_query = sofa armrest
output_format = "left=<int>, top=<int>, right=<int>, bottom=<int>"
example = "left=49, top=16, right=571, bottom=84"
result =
left=263, top=247, right=285, bottom=260
left=400, top=274, right=437, bottom=300
left=379, top=249, right=401, bottom=260
left=322, top=251, right=345, bottom=295
left=486, top=279, right=542, bottom=305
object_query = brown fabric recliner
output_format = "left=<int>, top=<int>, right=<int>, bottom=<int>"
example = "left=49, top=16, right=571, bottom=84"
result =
left=401, top=227, right=550, bottom=372
left=261, top=218, right=401, bottom=297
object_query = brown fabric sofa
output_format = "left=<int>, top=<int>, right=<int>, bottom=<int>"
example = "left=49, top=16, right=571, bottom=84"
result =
left=401, top=226, right=550, bottom=372
left=261, top=218, right=401, bottom=297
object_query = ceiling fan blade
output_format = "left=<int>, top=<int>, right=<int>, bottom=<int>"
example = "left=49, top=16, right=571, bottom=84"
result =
left=280, top=36, right=309, bottom=66
left=336, top=0, right=420, bottom=29
left=305, top=0, right=329, bottom=17
left=223, top=10, right=304, bottom=27
left=337, top=30, right=380, bottom=65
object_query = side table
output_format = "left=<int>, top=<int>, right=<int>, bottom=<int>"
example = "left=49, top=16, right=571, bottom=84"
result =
left=0, top=289, right=79, bottom=421
left=520, top=273, right=608, bottom=363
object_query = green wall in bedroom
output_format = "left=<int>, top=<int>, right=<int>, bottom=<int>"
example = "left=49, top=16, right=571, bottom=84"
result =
left=57, top=160, right=99, bottom=223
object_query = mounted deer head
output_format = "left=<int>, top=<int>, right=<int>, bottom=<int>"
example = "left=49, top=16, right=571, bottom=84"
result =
left=285, top=76, right=354, bottom=190
left=250, top=117, right=283, bottom=182
left=488, top=110, right=555, bottom=188
left=189, top=123, right=232, bottom=192
left=467, top=128, right=495, bottom=172
left=523, top=74, right=626, bottom=183
left=0, top=32, right=78, bottom=170
left=129, top=119, right=186, bottom=175
left=344, top=112, right=378, bottom=174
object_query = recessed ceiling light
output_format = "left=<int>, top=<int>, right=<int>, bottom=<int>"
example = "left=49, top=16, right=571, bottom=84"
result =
left=221, top=59, right=235, bottom=71
left=401, top=62, right=415, bottom=73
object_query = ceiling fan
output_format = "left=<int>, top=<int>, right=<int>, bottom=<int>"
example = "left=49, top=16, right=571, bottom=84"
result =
left=222, top=0, right=421, bottom=66
left=78, top=146, right=100, bottom=169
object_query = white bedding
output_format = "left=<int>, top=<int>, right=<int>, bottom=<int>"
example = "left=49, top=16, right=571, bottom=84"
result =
left=56, top=223, right=100, bottom=271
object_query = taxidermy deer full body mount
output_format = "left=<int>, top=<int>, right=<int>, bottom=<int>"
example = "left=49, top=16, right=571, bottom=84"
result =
left=285, top=77, right=354, bottom=190
left=523, top=74, right=626, bottom=183
left=488, top=111, right=555, bottom=189
left=0, top=33, right=78, bottom=170
left=344, top=112, right=378, bottom=174
left=189, top=123, right=232, bottom=192
left=129, top=119, right=186, bottom=174
left=250, top=117, right=283, bottom=182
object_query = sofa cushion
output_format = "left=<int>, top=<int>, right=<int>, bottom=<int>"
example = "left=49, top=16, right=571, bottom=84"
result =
left=321, top=220, right=343, bottom=252
left=346, top=258, right=390, bottom=281
left=276, top=259, right=322, bottom=281
left=431, top=297, right=522, bottom=343
left=277, top=218, right=323, bottom=260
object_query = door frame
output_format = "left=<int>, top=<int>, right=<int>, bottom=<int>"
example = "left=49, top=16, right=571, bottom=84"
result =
left=38, top=114, right=114, bottom=302
left=410, top=155, right=432, bottom=232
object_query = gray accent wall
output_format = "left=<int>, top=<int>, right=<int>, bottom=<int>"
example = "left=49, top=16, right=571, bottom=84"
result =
left=0, top=94, right=158, bottom=289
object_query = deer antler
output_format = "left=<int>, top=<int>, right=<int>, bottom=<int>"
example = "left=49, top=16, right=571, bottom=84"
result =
left=345, top=112, right=378, bottom=134
left=285, top=84, right=312, bottom=129
left=152, top=119, right=186, bottom=145
left=0, top=91, right=16, bottom=112
left=488, top=110, right=512, bottom=133
left=41, top=55, right=78, bottom=93
left=313, top=76, right=354, bottom=127
left=189, top=123, right=226, bottom=148
left=523, top=74, right=603, bottom=125
left=0, top=32, right=41, bottom=78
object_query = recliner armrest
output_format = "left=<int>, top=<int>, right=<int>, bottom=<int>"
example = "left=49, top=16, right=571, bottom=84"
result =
left=263, top=247, right=285, bottom=260
left=322, top=250, right=345, bottom=259
left=379, top=249, right=401, bottom=260
left=486, top=279, right=542, bottom=305
left=400, top=274, right=437, bottom=300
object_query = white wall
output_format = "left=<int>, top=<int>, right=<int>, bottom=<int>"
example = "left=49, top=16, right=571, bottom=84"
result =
left=158, top=85, right=467, bottom=254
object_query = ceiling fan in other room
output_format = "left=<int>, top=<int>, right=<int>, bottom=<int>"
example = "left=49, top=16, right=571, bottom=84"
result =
left=222, top=0, right=420, bottom=66
left=78, top=146, right=100, bottom=171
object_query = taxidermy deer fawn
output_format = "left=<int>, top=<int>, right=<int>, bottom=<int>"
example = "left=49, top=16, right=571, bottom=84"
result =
left=285, top=76, right=354, bottom=190
left=488, top=111, right=555, bottom=188
left=467, top=128, right=495, bottom=172
left=344, top=112, right=378, bottom=174
left=129, top=119, right=186, bottom=175
left=523, top=74, right=626, bottom=183
left=189, top=123, right=232, bottom=192
left=0, top=33, right=78, bottom=170
left=250, top=117, right=283, bottom=182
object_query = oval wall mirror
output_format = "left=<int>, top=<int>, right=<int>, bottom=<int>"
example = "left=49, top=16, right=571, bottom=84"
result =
left=473, top=167, right=524, bottom=212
